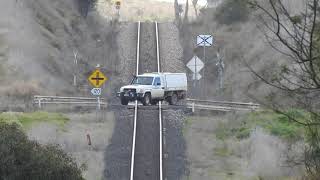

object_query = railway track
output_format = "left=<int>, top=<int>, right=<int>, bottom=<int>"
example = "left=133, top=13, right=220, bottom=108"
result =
left=130, top=21, right=163, bottom=180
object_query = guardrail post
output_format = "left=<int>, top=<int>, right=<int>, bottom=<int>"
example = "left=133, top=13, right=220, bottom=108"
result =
left=97, top=97, right=101, bottom=110
left=38, top=99, right=42, bottom=109
left=192, top=102, right=195, bottom=113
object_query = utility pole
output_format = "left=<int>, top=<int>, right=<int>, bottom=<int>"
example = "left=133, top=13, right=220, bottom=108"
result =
left=216, top=51, right=225, bottom=90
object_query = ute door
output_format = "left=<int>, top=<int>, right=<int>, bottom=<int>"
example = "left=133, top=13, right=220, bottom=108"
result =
left=151, top=77, right=164, bottom=98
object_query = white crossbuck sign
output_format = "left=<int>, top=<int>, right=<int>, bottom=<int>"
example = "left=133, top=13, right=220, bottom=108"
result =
left=197, top=35, right=213, bottom=47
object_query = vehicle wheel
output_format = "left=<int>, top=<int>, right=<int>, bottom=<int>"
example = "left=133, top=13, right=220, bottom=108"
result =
left=120, top=97, right=129, bottom=105
left=168, top=93, right=178, bottom=105
left=142, top=93, right=151, bottom=106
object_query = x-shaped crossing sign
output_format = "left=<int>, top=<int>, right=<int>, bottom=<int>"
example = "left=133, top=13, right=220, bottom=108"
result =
left=197, top=35, right=214, bottom=47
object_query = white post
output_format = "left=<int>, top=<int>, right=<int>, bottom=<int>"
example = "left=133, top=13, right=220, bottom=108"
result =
left=192, top=102, right=195, bottom=113
left=97, top=97, right=101, bottom=110
left=73, top=75, right=77, bottom=87
left=38, top=99, right=42, bottom=109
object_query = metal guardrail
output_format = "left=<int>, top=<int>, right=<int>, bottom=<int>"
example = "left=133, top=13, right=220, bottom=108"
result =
left=33, top=95, right=106, bottom=109
left=186, top=98, right=260, bottom=112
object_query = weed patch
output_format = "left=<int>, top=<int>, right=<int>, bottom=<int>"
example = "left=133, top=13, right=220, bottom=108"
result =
left=213, top=144, right=233, bottom=157
left=213, top=110, right=306, bottom=141
left=183, top=116, right=195, bottom=135
left=0, top=111, right=69, bottom=130
left=247, top=110, right=306, bottom=141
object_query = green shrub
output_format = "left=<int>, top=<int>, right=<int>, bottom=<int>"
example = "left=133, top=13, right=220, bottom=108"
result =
left=0, top=123, right=84, bottom=180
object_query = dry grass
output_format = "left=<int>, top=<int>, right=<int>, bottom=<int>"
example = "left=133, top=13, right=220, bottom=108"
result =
left=27, top=112, right=115, bottom=180
left=183, top=114, right=304, bottom=180
left=0, top=80, right=41, bottom=98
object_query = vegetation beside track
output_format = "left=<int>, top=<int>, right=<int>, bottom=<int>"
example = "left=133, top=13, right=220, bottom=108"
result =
left=0, top=111, right=69, bottom=130
left=214, top=110, right=306, bottom=141
left=0, top=116, right=83, bottom=180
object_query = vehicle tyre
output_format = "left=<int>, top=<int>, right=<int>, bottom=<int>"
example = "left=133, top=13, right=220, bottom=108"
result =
left=120, top=97, right=129, bottom=105
left=142, top=93, right=151, bottom=106
left=168, top=93, right=178, bottom=105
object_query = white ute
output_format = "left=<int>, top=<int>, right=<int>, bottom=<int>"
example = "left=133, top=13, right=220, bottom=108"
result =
left=117, top=73, right=187, bottom=105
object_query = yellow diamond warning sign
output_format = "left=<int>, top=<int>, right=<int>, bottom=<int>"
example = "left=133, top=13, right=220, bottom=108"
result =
left=88, top=69, right=108, bottom=88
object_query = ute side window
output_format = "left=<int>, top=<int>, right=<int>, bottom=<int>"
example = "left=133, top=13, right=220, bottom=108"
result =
left=153, top=77, right=161, bottom=86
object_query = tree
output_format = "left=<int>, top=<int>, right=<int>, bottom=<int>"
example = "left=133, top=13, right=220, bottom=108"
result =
left=192, top=0, right=198, bottom=16
left=184, top=0, right=189, bottom=23
left=248, top=0, right=320, bottom=178
left=174, top=0, right=180, bottom=22
left=0, top=123, right=84, bottom=180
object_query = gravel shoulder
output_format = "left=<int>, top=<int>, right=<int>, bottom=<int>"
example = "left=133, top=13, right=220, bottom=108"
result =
left=163, top=109, right=187, bottom=180
left=104, top=109, right=133, bottom=180
left=158, top=22, right=188, bottom=180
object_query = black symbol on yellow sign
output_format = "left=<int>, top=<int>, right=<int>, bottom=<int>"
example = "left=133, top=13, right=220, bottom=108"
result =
left=88, top=69, right=108, bottom=88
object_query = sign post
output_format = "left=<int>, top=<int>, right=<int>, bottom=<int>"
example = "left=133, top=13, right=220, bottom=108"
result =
left=216, top=51, right=225, bottom=90
left=88, top=67, right=108, bottom=110
left=187, top=55, right=204, bottom=96
left=197, top=35, right=214, bottom=97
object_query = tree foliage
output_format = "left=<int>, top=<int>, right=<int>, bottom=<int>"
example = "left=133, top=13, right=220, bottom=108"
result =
left=248, top=0, right=320, bottom=178
left=0, top=123, right=84, bottom=180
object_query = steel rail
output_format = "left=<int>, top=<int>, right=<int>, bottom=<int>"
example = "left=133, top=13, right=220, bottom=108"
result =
left=155, top=21, right=163, bottom=180
left=130, top=21, right=140, bottom=180
left=130, top=21, right=163, bottom=180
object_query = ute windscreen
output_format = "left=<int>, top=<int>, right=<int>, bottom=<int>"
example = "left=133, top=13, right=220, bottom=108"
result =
left=131, top=77, right=154, bottom=85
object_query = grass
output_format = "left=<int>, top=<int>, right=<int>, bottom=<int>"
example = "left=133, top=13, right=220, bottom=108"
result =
left=215, top=109, right=306, bottom=141
left=0, top=111, right=69, bottom=130
left=213, top=145, right=233, bottom=157
left=207, top=172, right=258, bottom=180
left=246, top=110, right=306, bottom=140
left=183, top=116, right=197, bottom=135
